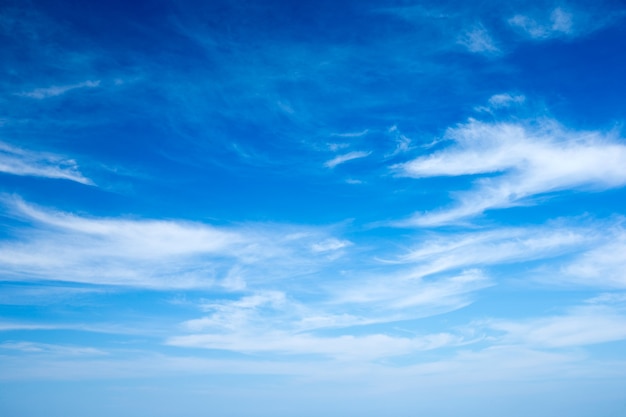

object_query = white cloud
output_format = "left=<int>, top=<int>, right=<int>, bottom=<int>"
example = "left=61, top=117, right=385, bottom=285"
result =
left=507, top=7, right=610, bottom=40
left=16, top=80, right=100, bottom=99
left=391, top=225, right=588, bottom=276
left=550, top=7, right=574, bottom=33
left=324, top=151, right=371, bottom=168
left=0, top=141, right=93, bottom=184
left=327, top=142, right=350, bottom=151
left=475, top=93, right=525, bottom=113
left=0, top=198, right=349, bottom=289
left=0, top=341, right=107, bottom=356
left=395, top=118, right=626, bottom=226
left=561, top=228, right=626, bottom=288
left=167, top=330, right=462, bottom=361
left=458, top=25, right=499, bottom=54
left=311, top=238, right=351, bottom=253
left=489, top=93, right=525, bottom=108
left=485, top=305, right=626, bottom=348
left=331, top=129, right=369, bottom=138
left=386, top=125, right=414, bottom=157
left=331, top=269, right=491, bottom=317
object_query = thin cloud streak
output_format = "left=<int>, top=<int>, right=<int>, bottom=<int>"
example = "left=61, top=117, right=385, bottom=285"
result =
left=16, top=80, right=101, bottom=99
left=0, top=141, right=93, bottom=185
left=167, top=331, right=463, bottom=361
left=324, top=151, right=371, bottom=168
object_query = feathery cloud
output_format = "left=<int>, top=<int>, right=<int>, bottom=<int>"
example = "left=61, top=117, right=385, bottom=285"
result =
left=396, top=118, right=626, bottom=225
left=0, top=141, right=93, bottom=184
left=0, top=198, right=348, bottom=289
left=324, top=151, right=371, bottom=168
left=458, top=25, right=499, bottom=54
left=508, top=8, right=574, bottom=39
left=16, top=80, right=100, bottom=99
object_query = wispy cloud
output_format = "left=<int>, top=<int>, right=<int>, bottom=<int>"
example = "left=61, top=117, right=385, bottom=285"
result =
left=16, top=80, right=101, bottom=99
left=311, top=238, right=352, bottom=253
left=0, top=141, right=93, bottom=184
left=475, top=93, right=526, bottom=113
left=324, top=151, right=371, bottom=168
left=331, top=130, right=370, bottom=138
left=507, top=6, right=625, bottom=41
left=458, top=25, right=499, bottom=54
left=395, top=118, right=626, bottom=226
left=483, top=304, right=626, bottom=348
left=561, top=226, right=626, bottom=288
left=0, top=198, right=349, bottom=289
left=320, top=268, right=492, bottom=325
left=508, top=8, right=574, bottom=39
left=168, top=330, right=462, bottom=361
left=390, top=225, right=588, bottom=274
left=0, top=341, right=107, bottom=356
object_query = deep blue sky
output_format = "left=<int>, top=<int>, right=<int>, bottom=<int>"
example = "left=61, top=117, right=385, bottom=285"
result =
left=2, top=1, right=626, bottom=416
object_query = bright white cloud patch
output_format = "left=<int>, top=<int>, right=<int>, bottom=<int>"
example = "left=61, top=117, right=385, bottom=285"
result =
left=0, top=141, right=92, bottom=184
left=396, top=118, right=626, bottom=225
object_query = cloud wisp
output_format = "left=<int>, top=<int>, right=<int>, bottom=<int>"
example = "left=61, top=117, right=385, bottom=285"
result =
left=0, top=141, right=93, bottom=185
left=0, top=198, right=349, bottom=289
left=395, top=118, right=626, bottom=226
left=458, top=25, right=499, bottom=54
left=324, top=151, right=371, bottom=168
left=508, top=7, right=574, bottom=39
left=16, top=80, right=101, bottom=99
left=507, top=5, right=625, bottom=41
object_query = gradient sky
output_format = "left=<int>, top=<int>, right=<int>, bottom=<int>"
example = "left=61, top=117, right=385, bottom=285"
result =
left=1, top=1, right=626, bottom=416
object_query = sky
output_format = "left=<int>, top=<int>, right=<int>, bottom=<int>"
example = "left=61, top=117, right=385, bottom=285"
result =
left=1, top=0, right=626, bottom=416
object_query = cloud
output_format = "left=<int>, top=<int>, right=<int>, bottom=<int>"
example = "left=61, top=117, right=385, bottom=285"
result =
left=330, top=269, right=491, bottom=318
left=458, top=25, right=499, bottom=54
left=331, top=130, right=370, bottom=138
left=561, top=227, right=626, bottom=288
left=0, top=198, right=349, bottom=289
left=508, top=7, right=574, bottom=39
left=171, top=286, right=473, bottom=361
left=0, top=141, right=93, bottom=184
left=484, top=304, right=626, bottom=348
left=507, top=6, right=624, bottom=41
left=386, top=125, right=414, bottom=157
left=311, top=238, right=352, bottom=253
left=165, top=217, right=624, bottom=358
left=395, top=118, right=626, bottom=226
left=390, top=225, right=588, bottom=276
left=475, top=93, right=526, bottom=113
left=167, top=331, right=462, bottom=361
left=386, top=218, right=626, bottom=290
left=324, top=151, right=371, bottom=168
left=0, top=341, right=107, bottom=356
left=16, top=80, right=101, bottom=99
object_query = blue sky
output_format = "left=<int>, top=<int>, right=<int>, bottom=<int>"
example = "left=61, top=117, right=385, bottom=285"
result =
left=1, top=0, right=626, bottom=416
